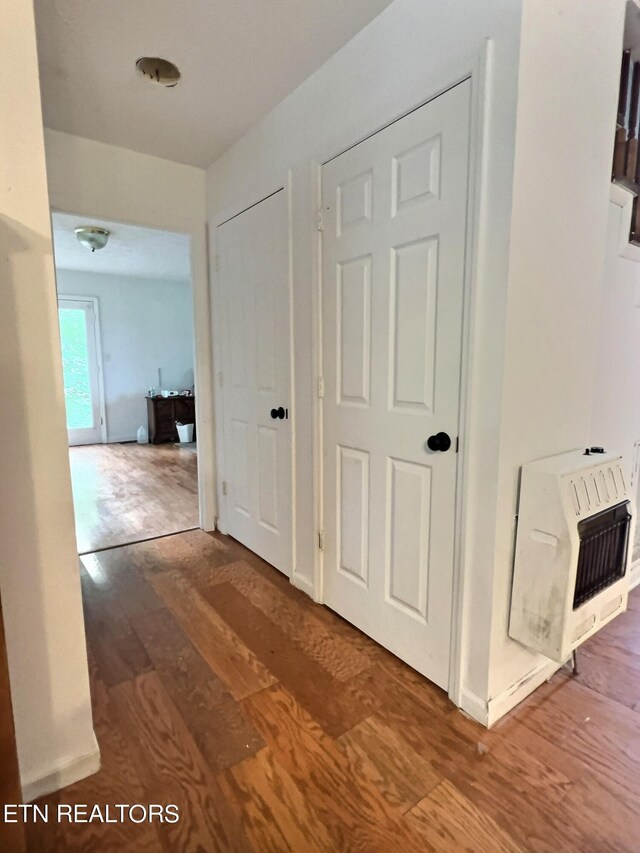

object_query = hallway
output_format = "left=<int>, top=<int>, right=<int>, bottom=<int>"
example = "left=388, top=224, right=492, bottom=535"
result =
left=68, top=443, right=199, bottom=553
left=26, top=528, right=640, bottom=851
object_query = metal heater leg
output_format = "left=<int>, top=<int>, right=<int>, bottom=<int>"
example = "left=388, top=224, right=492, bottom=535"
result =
left=571, top=648, right=580, bottom=676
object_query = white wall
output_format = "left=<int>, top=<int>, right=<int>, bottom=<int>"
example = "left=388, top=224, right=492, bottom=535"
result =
left=57, top=269, right=195, bottom=442
left=206, top=0, right=523, bottom=715
left=206, top=0, right=632, bottom=724
left=592, top=198, right=640, bottom=587
left=44, top=129, right=216, bottom=529
left=484, top=0, right=626, bottom=718
left=44, top=130, right=205, bottom=235
left=0, top=0, right=97, bottom=799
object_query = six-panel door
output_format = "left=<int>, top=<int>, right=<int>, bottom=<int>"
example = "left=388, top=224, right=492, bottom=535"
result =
left=217, top=190, right=293, bottom=577
left=321, top=81, right=471, bottom=689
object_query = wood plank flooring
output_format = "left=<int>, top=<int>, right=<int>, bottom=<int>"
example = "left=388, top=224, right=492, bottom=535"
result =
left=26, top=529, right=640, bottom=851
left=68, top=443, right=199, bottom=554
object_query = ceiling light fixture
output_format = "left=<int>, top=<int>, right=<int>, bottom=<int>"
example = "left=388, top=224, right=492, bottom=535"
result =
left=136, top=56, right=181, bottom=87
left=74, top=226, right=110, bottom=253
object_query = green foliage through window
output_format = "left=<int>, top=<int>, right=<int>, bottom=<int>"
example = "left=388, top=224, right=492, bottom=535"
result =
left=59, top=308, right=93, bottom=430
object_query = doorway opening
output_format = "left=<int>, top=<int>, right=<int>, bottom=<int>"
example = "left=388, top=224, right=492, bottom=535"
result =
left=51, top=211, right=200, bottom=554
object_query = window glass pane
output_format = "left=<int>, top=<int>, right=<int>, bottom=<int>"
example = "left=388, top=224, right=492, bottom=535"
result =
left=58, top=308, right=93, bottom=430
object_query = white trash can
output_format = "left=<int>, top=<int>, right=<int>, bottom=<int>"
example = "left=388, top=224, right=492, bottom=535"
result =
left=176, top=422, right=194, bottom=443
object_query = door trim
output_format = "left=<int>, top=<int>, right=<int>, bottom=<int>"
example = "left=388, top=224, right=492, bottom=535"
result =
left=58, top=295, right=107, bottom=446
left=447, top=42, right=493, bottom=711
left=315, top=43, right=493, bottom=705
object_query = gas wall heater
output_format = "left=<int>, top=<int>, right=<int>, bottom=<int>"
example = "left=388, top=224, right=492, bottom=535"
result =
left=509, top=448, right=633, bottom=662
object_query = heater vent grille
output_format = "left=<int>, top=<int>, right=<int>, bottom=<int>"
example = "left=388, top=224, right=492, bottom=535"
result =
left=601, top=594, right=623, bottom=621
left=569, top=464, right=626, bottom=517
left=573, top=501, right=631, bottom=609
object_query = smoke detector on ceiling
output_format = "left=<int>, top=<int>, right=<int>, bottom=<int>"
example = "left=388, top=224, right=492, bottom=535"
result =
left=75, top=227, right=110, bottom=253
left=136, top=56, right=181, bottom=87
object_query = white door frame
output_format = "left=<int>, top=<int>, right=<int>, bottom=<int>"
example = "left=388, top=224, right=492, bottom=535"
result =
left=209, top=43, right=493, bottom=709
left=58, top=295, right=107, bottom=446
left=447, top=46, right=493, bottom=710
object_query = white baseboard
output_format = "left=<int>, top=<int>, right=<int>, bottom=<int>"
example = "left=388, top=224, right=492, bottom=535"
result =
left=106, top=434, right=137, bottom=444
left=290, top=572, right=314, bottom=599
left=458, top=686, right=489, bottom=726
left=456, top=657, right=562, bottom=728
left=485, top=658, right=561, bottom=727
left=475, top=579, right=637, bottom=728
left=22, top=733, right=101, bottom=802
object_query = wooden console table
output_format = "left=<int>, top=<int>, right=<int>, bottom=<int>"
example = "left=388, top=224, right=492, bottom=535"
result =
left=146, top=395, right=196, bottom=444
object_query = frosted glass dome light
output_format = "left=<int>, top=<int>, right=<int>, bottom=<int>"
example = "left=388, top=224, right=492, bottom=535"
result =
left=75, top=226, right=110, bottom=253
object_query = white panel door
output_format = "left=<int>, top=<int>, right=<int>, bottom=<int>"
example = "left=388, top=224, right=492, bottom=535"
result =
left=217, top=190, right=293, bottom=576
left=58, top=298, right=103, bottom=446
left=322, top=81, right=470, bottom=689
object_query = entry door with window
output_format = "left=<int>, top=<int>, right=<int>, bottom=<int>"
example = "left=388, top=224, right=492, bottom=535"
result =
left=322, top=81, right=471, bottom=689
left=58, top=298, right=103, bottom=446
left=217, top=190, right=293, bottom=576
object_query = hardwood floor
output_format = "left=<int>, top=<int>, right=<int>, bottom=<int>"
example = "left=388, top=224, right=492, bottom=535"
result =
left=68, top=443, right=199, bottom=554
left=27, top=529, right=640, bottom=851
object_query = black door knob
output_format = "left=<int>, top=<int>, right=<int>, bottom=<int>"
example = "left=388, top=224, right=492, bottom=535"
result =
left=270, top=407, right=286, bottom=420
left=426, top=432, right=452, bottom=452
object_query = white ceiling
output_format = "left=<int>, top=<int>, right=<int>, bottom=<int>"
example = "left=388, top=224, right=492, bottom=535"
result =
left=34, top=0, right=392, bottom=168
left=51, top=212, right=191, bottom=281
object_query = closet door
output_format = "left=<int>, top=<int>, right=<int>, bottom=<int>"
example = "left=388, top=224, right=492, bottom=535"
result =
left=217, top=190, right=293, bottom=576
left=322, top=81, right=471, bottom=688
